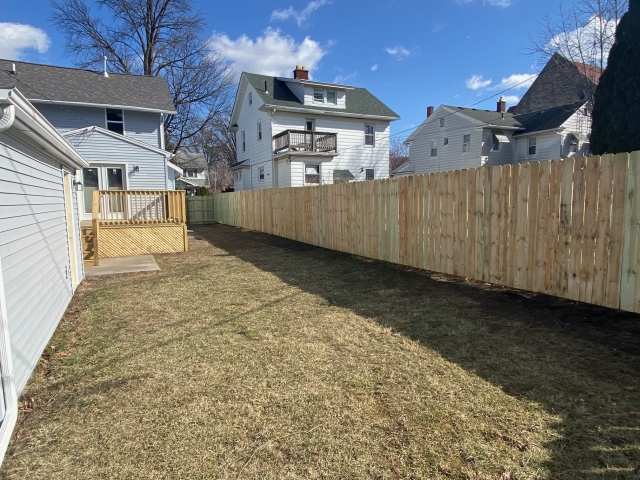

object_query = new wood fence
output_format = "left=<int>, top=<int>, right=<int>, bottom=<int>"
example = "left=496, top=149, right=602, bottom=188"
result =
left=186, top=196, right=216, bottom=224
left=205, top=152, right=640, bottom=313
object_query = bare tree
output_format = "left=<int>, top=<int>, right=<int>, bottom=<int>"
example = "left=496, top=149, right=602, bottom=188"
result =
left=389, top=137, right=409, bottom=173
left=529, top=0, right=628, bottom=79
left=50, top=0, right=235, bottom=152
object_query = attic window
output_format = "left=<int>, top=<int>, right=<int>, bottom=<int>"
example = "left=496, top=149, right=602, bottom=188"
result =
left=106, top=108, right=124, bottom=134
left=314, top=89, right=324, bottom=103
left=440, top=118, right=445, bottom=127
left=327, top=91, right=337, bottom=104
left=569, top=134, right=579, bottom=153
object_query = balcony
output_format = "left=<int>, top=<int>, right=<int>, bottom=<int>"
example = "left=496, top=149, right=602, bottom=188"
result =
left=273, top=130, right=338, bottom=157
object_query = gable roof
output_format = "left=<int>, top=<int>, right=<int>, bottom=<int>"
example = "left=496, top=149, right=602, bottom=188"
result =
left=241, top=72, right=400, bottom=120
left=173, top=152, right=207, bottom=169
left=63, top=126, right=173, bottom=157
left=0, top=59, right=176, bottom=114
left=442, top=105, right=525, bottom=129
left=513, top=102, right=585, bottom=136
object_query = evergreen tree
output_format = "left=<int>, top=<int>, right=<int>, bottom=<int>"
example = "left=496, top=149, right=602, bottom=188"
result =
left=591, top=0, right=640, bottom=154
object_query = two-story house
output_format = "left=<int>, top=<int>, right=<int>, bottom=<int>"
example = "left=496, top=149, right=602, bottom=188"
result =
left=395, top=53, right=598, bottom=176
left=173, top=152, right=210, bottom=195
left=229, top=66, right=399, bottom=190
left=0, top=59, right=181, bottom=221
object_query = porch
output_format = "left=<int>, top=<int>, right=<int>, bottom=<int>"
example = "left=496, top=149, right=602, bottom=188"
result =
left=82, top=190, right=188, bottom=267
left=273, top=129, right=338, bottom=158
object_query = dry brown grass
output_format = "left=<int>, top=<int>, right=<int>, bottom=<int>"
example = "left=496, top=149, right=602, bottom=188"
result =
left=2, top=224, right=640, bottom=479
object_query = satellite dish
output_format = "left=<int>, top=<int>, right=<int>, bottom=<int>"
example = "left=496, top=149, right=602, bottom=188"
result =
left=578, top=90, right=586, bottom=100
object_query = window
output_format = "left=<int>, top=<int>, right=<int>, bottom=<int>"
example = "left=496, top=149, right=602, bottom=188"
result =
left=314, top=89, right=324, bottom=103
left=431, top=140, right=437, bottom=157
left=259, top=167, right=265, bottom=181
left=440, top=118, right=445, bottom=127
left=569, top=134, right=578, bottom=153
left=492, top=134, right=500, bottom=151
left=305, top=119, right=315, bottom=131
left=249, top=92, right=252, bottom=106
left=305, top=164, right=320, bottom=184
left=528, top=137, right=537, bottom=155
left=106, top=108, right=124, bottom=134
left=463, top=134, right=471, bottom=152
left=327, top=90, right=337, bottom=104
left=444, top=138, right=449, bottom=145
left=257, top=121, right=262, bottom=141
left=242, top=131, right=246, bottom=152
left=364, top=124, right=375, bottom=146
left=183, top=168, right=198, bottom=178
left=365, top=169, right=375, bottom=181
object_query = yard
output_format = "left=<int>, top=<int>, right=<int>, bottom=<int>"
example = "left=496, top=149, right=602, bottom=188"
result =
left=2, top=224, right=640, bottom=479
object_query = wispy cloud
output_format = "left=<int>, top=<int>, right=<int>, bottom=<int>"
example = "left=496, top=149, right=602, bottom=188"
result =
left=210, top=27, right=326, bottom=78
left=455, top=0, right=511, bottom=7
left=465, top=74, right=492, bottom=90
left=501, top=95, right=520, bottom=104
left=334, top=72, right=357, bottom=84
left=489, top=73, right=537, bottom=90
left=385, top=45, right=411, bottom=59
left=271, top=0, right=330, bottom=27
left=0, top=23, right=50, bottom=60
left=431, top=22, right=449, bottom=34
left=370, top=64, right=378, bottom=71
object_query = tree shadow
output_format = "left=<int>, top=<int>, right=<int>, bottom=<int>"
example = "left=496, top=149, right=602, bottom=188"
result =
left=192, top=224, right=640, bottom=479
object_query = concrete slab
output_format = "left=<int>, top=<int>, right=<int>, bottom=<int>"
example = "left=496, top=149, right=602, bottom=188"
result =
left=85, top=255, right=160, bottom=277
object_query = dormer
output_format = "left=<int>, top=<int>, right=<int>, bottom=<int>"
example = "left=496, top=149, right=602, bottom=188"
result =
left=276, top=65, right=351, bottom=110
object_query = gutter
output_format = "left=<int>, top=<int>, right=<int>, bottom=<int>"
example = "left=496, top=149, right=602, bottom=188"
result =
left=29, top=99, right=176, bottom=115
left=0, top=251, right=17, bottom=467
left=260, top=104, right=399, bottom=122
left=512, top=127, right=563, bottom=137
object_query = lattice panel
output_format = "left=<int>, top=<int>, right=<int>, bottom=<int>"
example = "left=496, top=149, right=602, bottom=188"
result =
left=99, top=225, right=185, bottom=258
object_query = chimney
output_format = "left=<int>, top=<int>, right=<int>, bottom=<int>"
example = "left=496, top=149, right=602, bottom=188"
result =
left=426, top=106, right=434, bottom=118
left=497, top=96, right=506, bottom=115
left=293, top=65, right=308, bottom=80
left=102, top=56, right=109, bottom=78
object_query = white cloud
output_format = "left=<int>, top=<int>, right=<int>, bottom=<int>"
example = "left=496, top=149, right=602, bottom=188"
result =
left=0, top=23, right=50, bottom=60
left=385, top=45, right=411, bottom=59
left=455, top=0, right=511, bottom=6
left=334, top=72, right=356, bottom=84
left=210, top=28, right=326, bottom=78
left=271, top=0, right=330, bottom=27
left=465, top=74, right=492, bottom=90
left=501, top=95, right=520, bottom=104
left=547, top=14, right=618, bottom=66
left=490, top=73, right=537, bottom=90
left=370, top=64, right=378, bottom=71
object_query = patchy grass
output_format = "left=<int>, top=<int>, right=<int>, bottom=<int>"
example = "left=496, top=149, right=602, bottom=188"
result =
left=2, top=224, right=640, bottom=479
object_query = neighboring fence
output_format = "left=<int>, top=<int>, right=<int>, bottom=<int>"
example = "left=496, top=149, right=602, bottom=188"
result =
left=186, top=196, right=216, bottom=225
left=205, top=152, right=640, bottom=313
left=92, top=190, right=188, bottom=259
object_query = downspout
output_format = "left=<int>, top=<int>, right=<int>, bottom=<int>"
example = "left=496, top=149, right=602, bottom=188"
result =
left=0, top=251, right=17, bottom=466
left=270, top=109, right=276, bottom=188
left=0, top=105, right=15, bottom=132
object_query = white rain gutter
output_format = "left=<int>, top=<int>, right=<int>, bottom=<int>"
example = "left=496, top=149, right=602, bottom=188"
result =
left=0, top=105, right=15, bottom=132
left=0, top=251, right=17, bottom=466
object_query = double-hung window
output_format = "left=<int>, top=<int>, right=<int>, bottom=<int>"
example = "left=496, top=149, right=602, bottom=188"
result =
left=314, top=89, right=324, bottom=103
left=106, top=108, right=124, bottom=134
left=242, top=131, right=246, bottom=152
left=326, top=90, right=337, bottom=104
left=305, top=164, right=320, bottom=184
left=431, top=140, right=437, bottom=157
left=528, top=137, right=537, bottom=155
left=440, top=118, right=445, bottom=127
left=249, top=92, right=252, bottom=106
left=365, top=169, right=375, bottom=181
left=364, top=124, right=375, bottom=146
left=492, top=134, right=500, bottom=151
left=569, top=134, right=578, bottom=153
left=258, top=167, right=265, bottom=180
left=463, top=134, right=471, bottom=152
left=183, top=168, right=198, bottom=178
left=257, top=121, right=262, bottom=141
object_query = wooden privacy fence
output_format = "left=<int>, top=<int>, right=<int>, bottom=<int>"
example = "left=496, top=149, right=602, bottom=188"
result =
left=92, top=190, right=188, bottom=259
left=209, top=151, right=640, bottom=313
left=186, top=196, right=216, bottom=225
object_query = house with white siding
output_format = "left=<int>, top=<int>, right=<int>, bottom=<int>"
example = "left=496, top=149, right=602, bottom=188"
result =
left=0, top=86, right=88, bottom=463
left=173, top=152, right=210, bottom=195
left=0, top=59, right=180, bottom=222
left=395, top=53, right=598, bottom=176
left=229, top=66, right=400, bottom=189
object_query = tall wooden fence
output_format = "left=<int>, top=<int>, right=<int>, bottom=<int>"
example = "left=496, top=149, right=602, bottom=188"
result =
left=186, top=196, right=217, bottom=225
left=206, top=152, right=640, bottom=313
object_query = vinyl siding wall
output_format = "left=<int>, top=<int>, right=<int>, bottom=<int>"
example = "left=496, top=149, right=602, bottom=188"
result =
left=35, top=104, right=162, bottom=148
left=481, top=129, right=516, bottom=166
left=515, top=132, right=561, bottom=163
left=0, top=130, right=78, bottom=394
left=407, top=109, right=483, bottom=174
left=65, top=130, right=168, bottom=189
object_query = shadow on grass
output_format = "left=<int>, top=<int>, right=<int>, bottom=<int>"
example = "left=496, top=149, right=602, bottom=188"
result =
left=193, top=224, right=640, bottom=479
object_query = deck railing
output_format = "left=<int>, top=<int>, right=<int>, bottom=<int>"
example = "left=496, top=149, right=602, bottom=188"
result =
left=92, top=190, right=187, bottom=225
left=273, top=130, right=337, bottom=154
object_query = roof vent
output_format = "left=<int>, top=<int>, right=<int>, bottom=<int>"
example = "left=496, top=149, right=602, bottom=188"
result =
left=264, top=80, right=269, bottom=94
left=102, top=56, right=109, bottom=78
left=10, top=63, right=16, bottom=75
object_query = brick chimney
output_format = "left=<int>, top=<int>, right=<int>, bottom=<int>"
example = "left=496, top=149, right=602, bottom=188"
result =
left=427, top=106, right=434, bottom=118
left=293, top=65, right=309, bottom=80
left=497, top=97, right=506, bottom=114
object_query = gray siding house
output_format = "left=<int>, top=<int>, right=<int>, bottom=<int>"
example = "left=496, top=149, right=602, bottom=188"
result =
left=0, top=86, right=88, bottom=462
left=0, top=59, right=180, bottom=222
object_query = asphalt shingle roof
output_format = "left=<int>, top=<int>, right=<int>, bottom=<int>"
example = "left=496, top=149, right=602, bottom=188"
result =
left=442, top=105, right=525, bottom=128
left=513, top=102, right=584, bottom=136
left=173, top=152, right=207, bottom=169
left=243, top=72, right=400, bottom=119
left=0, top=59, right=176, bottom=113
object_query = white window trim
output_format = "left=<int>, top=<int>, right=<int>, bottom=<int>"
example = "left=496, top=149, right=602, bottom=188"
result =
left=440, top=118, right=445, bottom=127
left=304, top=164, right=320, bottom=184
left=463, top=134, right=471, bottom=153
left=305, top=119, right=315, bottom=131
left=313, top=88, right=324, bottom=103
left=528, top=136, right=537, bottom=156
left=326, top=90, right=337, bottom=105
left=364, top=124, right=375, bottom=147
left=258, top=166, right=265, bottom=181
left=492, top=134, right=500, bottom=152
left=242, top=130, right=246, bottom=152
left=257, top=121, right=262, bottom=141
left=105, top=108, right=125, bottom=134
left=431, top=140, right=437, bottom=157
left=365, top=168, right=375, bottom=181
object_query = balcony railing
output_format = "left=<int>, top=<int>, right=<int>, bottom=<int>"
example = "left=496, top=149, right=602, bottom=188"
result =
left=92, top=190, right=187, bottom=225
left=273, top=130, right=337, bottom=154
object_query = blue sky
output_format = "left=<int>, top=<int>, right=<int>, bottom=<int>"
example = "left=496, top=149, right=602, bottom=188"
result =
left=2, top=0, right=574, bottom=137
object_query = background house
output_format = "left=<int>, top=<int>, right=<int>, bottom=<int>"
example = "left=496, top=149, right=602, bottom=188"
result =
left=173, top=152, right=210, bottom=195
left=229, top=66, right=400, bottom=190
left=0, top=86, right=87, bottom=460
left=396, top=54, right=598, bottom=176
left=0, top=59, right=181, bottom=222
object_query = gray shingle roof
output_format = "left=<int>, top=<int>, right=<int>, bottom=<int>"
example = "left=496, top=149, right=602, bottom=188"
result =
left=0, top=59, right=176, bottom=113
left=513, top=102, right=584, bottom=136
left=243, top=72, right=400, bottom=119
left=442, top=105, right=525, bottom=128
left=173, top=152, right=207, bottom=169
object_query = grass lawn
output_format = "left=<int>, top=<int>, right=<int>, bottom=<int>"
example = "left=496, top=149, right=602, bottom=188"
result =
left=2, top=224, right=640, bottom=479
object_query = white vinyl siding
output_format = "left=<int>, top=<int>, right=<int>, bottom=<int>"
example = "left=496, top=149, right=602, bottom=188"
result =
left=515, top=133, right=561, bottom=163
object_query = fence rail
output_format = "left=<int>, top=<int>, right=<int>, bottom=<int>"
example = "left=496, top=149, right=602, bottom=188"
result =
left=205, top=152, right=640, bottom=313
left=92, top=190, right=186, bottom=225
left=273, top=129, right=338, bottom=154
